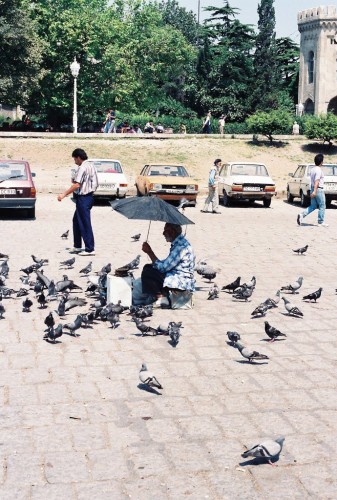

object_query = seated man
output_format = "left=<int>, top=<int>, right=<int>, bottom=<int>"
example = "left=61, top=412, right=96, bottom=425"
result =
left=141, top=223, right=195, bottom=307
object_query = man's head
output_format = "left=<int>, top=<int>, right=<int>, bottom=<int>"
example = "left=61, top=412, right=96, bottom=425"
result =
left=214, top=158, right=222, bottom=167
left=314, top=153, right=324, bottom=166
left=72, top=148, right=88, bottom=166
left=163, top=223, right=182, bottom=242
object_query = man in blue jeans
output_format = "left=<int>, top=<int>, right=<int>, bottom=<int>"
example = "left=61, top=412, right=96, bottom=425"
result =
left=57, top=148, right=98, bottom=255
left=297, top=153, right=328, bottom=227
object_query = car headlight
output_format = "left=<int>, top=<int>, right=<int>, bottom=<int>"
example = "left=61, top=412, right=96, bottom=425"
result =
left=150, top=183, right=162, bottom=190
left=186, top=184, right=196, bottom=191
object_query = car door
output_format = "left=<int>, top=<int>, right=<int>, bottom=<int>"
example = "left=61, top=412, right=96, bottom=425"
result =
left=299, top=165, right=310, bottom=197
left=289, top=166, right=305, bottom=197
left=218, top=164, right=228, bottom=196
left=137, top=165, right=148, bottom=195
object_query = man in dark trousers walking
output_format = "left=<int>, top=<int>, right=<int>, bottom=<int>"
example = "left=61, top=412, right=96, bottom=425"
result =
left=57, top=148, right=98, bottom=255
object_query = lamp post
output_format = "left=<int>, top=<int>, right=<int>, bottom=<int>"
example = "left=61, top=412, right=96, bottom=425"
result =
left=70, top=57, right=80, bottom=133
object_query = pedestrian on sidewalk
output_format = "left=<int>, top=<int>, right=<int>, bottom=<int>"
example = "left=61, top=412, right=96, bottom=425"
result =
left=201, top=159, right=222, bottom=214
left=297, top=153, right=328, bottom=227
left=57, top=148, right=99, bottom=255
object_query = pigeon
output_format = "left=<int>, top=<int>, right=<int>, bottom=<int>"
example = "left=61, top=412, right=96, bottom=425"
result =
left=0, top=297, right=5, bottom=319
left=109, top=300, right=128, bottom=314
left=227, top=331, right=240, bottom=344
left=133, top=317, right=158, bottom=336
left=0, top=287, right=16, bottom=298
left=233, top=286, right=255, bottom=301
left=116, top=255, right=140, bottom=273
left=61, top=230, right=69, bottom=239
left=0, top=276, right=5, bottom=286
left=241, top=437, right=285, bottom=466
left=60, top=257, right=75, bottom=269
left=64, top=314, right=82, bottom=335
left=55, top=279, right=82, bottom=293
left=303, top=288, right=322, bottom=302
left=47, top=280, right=57, bottom=298
left=85, top=282, right=97, bottom=295
left=130, top=304, right=153, bottom=319
left=17, top=287, right=29, bottom=297
left=31, top=255, right=49, bottom=265
left=233, top=342, right=269, bottom=363
left=208, top=283, right=219, bottom=300
left=241, top=276, right=256, bottom=289
left=37, top=292, right=47, bottom=308
left=131, top=233, right=141, bottom=241
left=35, top=269, right=51, bottom=289
left=107, top=312, right=120, bottom=329
left=80, top=311, right=95, bottom=327
left=79, top=261, right=92, bottom=275
left=168, top=321, right=181, bottom=346
left=20, top=275, right=30, bottom=285
left=0, top=260, right=9, bottom=278
left=44, top=312, right=55, bottom=329
left=177, top=197, right=189, bottom=212
left=281, top=276, right=303, bottom=294
left=282, top=297, right=303, bottom=317
left=20, top=264, right=37, bottom=276
left=56, top=296, right=66, bottom=316
left=222, top=276, right=241, bottom=293
left=263, top=290, right=281, bottom=309
left=99, top=263, right=111, bottom=275
left=293, top=245, right=308, bottom=255
left=44, top=324, right=63, bottom=343
left=156, top=321, right=182, bottom=335
left=264, top=321, right=286, bottom=342
left=64, top=296, right=87, bottom=311
left=201, top=266, right=217, bottom=282
left=251, top=303, right=269, bottom=317
left=139, top=363, right=163, bottom=389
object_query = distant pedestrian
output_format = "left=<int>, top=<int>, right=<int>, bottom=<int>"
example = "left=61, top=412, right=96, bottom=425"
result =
left=201, top=159, right=222, bottom=214
left=218, top=115, right=226, bottom=135
left=202, top=111, right=211, bottom=134
left=297, top=153, right=328, bottom=227
left=57, top=148, right=99, bottom=255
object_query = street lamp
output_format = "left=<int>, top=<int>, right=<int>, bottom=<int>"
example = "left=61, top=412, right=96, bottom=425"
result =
left=70, top=57, right=80, bottom=133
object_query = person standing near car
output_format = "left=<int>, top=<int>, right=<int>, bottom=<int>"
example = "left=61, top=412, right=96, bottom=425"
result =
left=57, top=148, right=98, bottom=255
left=297, top=153, right=328, bottom=227
left=201, top=159, right=222, bottom=214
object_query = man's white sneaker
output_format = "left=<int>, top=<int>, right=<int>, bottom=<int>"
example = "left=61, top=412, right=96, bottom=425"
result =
left=68, top=247, right=83, bottom=253
left=153, top=297, right=170, bottom=308
left=318, top=223, right=329, bottom=227
left=79, top=250, right=95, bottom=256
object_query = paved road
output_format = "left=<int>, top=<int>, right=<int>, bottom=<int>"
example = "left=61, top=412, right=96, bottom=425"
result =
left=0, top=195, right=336, bottom=499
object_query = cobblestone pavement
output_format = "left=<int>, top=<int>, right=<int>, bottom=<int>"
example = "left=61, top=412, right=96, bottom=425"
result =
left=0, top=194, right=337, bottom=499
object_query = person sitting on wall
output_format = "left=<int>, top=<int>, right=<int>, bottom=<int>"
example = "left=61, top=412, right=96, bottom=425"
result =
left=144, top=121, right=155, bottom=133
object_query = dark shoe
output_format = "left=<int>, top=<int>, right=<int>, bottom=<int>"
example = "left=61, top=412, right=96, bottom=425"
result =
left=200, top=210, right=208, bottom=213
left=297, top=214, right=303, bottom=226
left=212, top=211, right=221, bottom=214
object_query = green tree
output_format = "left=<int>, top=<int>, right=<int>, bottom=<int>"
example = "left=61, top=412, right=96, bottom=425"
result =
left=275, top=37, right=299, bottom=105
left=158, top=0, right=199, bottom=45
left=246, top=110, right=293, bottom=142
left=303, top=113, right=337, bottom=146
left=0, top=0, right=43, bottom=107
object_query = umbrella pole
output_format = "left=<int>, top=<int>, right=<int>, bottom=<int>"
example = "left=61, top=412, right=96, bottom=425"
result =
left=146, top=220, right=151, bottom=242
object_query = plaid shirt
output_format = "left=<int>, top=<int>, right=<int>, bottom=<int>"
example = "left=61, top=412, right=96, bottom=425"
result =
left=153, top=234, right=195, bottom=292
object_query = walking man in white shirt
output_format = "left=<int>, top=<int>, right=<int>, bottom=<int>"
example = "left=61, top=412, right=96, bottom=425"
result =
left=297, top=153, right=328, bottom=227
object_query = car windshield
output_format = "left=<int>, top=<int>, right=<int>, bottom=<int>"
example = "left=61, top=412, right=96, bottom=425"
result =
left=148, top=165, right=189, bottom=177
left=308, top=164, right=337, bottom=176
left=0, top=162, right=27, bottom=181
left=230, top=164, right=269, bottom=176
left=93, top=161, right=122, bottom=173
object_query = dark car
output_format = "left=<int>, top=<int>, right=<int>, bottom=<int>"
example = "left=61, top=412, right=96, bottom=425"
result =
left=0, top=160, right=37, bottom=218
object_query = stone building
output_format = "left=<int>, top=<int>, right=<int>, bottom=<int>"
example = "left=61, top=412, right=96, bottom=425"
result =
left=298, top=5, right=337, bottom=115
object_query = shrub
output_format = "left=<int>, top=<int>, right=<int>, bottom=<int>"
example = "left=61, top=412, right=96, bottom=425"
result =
left=303, top=113, right=337, bottom=145
left=246, top=110, right=293, bottom=142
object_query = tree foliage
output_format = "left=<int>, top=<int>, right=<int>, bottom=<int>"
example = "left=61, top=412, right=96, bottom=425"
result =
left=246, top=110, right=293, bottom=142
left=303, top=114, right=337, bottom=145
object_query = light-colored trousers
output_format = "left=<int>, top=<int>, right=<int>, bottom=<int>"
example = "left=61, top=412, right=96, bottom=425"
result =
left=203, top=185, right=219, bottom=211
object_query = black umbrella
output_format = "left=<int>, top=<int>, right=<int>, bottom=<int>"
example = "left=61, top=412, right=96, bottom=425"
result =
left=110, top=196, right=194, bottom=239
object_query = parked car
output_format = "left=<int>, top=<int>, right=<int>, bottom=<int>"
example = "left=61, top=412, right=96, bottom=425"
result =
left=287, top=163, right=337, bottom=207
left=72, top=159, right=128, bottom=200
left=135, top=164, right=198, bottom=205
left=218, top=162, right=276, bottom=207
left=0, top=160, right=36, bottom=218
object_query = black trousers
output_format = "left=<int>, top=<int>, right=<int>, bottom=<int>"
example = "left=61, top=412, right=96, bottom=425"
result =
left=141, top=264, right=165, bottom=295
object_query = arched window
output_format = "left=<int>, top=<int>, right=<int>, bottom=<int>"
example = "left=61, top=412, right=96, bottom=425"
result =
left=308, top=51, right=314, bottom=83
left=305, top=98, right=314, bottom=114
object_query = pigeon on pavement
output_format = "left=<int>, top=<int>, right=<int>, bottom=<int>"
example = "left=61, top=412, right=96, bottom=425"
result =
left=282, top=297, right=303, bottom=317
left=31, top=255, right=49, bottom=265
left=281, top=276, right=303, bottom=294
left=293, top=245, right=308, bottom=255
left=37, top=292, right=47, bottom=308
left=139, top=363, right=163, bottom=389
left=263, top=290, right=281, bottom=309
left=303, top=288, right=322, bottom=302
left=44, top=312, right=55, bottom=329
left=264, top=321, right=286, bottom=342
left=107, top=312, right=120, bottom=329
left=242, top=436, right=285, bottom=466
left=208, top=283, right=219, bottom=300
left=61, top=230, right=69, bottom=239
left=44, top=324, right=63, bottom=343
left=227, top=331, right=241, bottom=345
left=251, top=303, right=269, bottom=317
left=17, top=287, right=29, bottom=297
left=168, top=322, right=182, bottom=346
left=133, top=317, right=158, bottom=336
left=64, top=296, right=87, bottom=311
left=35, top=269, right=51, bottom=289
left=60, top=257, right=75, bottom=269
left=222, top=277, right=241, bottom=293
left=131, top=233, right=141, bottom=241
left=201, top=266, right=217, bottom=282
left=233, top=286, right=255, bottom=301
left=233, top=342, right=269, bottom=363
left=0, top=253, right=9, bottom=259
left=79, top=261, right=92, bottom=275
left=64, top=314, right=82, bottom=336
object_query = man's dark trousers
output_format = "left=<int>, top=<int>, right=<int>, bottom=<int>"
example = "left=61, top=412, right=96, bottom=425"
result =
left=73, top=193, right=95, bottom=252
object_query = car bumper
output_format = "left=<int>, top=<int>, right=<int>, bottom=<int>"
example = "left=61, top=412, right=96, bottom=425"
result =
left=228, top=192, right=276, bottom=199
left=0, top=198, right=36, bottom=209
left=149, top=191, right=198, bottom=201
left=94, top=187, right=128, bottom=198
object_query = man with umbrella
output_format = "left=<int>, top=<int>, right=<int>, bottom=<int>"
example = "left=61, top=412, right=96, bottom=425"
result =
left=141, top=223, right=195, bottom=307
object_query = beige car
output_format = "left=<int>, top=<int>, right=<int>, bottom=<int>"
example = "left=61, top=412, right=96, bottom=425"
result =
left=135, top=164, right=198, bottom=205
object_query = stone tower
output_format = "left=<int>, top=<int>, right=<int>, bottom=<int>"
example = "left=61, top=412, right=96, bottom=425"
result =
left=298, top=5, right=337, bottom=114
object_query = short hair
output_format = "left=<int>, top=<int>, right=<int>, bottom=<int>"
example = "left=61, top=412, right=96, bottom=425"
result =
left=214, top=158, right=222, bottom=165
left=314, top=153, right=324, bottom=166
left=72, top=148, right=88, bottom=161
left=165, top=223, right=182, bottom=236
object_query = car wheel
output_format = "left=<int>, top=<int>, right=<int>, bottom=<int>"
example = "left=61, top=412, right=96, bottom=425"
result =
left=223, top=190, right=231, bottom=207
left=263, top=198, right=271, bottom=208
left=27, top=206, right=35, bottom=218
left=248, top=199, right=255, bottom=204
left=286, top=188, right=294, bottom=203
left=326, top=198, right=332, bottom=208
left=136, top=185, right=142, bottom=197
left=300, top=191, right=309, bottom=208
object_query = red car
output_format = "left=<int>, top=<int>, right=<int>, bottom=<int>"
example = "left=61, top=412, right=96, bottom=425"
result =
left=0, top=160, right=36, bottom=218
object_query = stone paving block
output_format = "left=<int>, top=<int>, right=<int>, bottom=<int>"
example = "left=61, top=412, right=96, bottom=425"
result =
left=44, top=451, right=90, bottom=483
left=207, top=470, right=258, bottom=499
left=5, top=453, right=44, bottom=486
left=71, top=423, right=109, bottom=451
left=122, top=476, right=167, bottom=500
left=296, top=463, right=337, bottom=497
left=87, top=449, right=129, bottom=481
left=21, top=404, right=54, bottom=427
left=178, top=415, right=222, bottom=440
left=52, top=403, right=89, bottom=424
left=8, top=384, right=39, bottom=406
left=145, top=417, right=182, bottom=443
left=165, top=442, right=213, bottom=473
left=128, top=444, right=171, bottom=478
left=75, top=480, right=124, bottom=500
left=33, top=425, right=73, bottom=452
left=24, top=368, right=51, bottom=384
left=0, top=428, right=33, bottom=454
left=97, top=380, right=129, bottom=400
left=31, top=483, right=76, bottom=500
left=85, top=401, right=119, bottom=423
left=107, top=421, right=143, bottom=450
left=9, top=354, right=36, bottom=369
left=154, top=396, right=195, bottom=417
left=38, top=383, right=71, bottom=404
left=68, top=382, right=100, bottom=402
left=187, top=395, right=224, bottom=416
left=0, top=486, right=31, bottom=500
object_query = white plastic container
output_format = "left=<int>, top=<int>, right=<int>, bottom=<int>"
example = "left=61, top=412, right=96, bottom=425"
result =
left=107, top=275, right=133, bottom=306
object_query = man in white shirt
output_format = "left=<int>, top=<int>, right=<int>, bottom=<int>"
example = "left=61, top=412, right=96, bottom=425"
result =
left=218, top=115, right=226, bottom=135
left=297, top=153, right=328, bottom=227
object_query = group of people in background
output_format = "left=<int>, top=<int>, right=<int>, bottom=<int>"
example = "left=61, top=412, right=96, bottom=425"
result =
left=202, top=111, right=227, bottom=135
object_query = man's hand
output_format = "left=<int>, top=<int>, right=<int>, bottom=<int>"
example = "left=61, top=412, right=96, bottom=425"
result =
left=310, top=191, right=317, bottom=198
left=142, top=242, right=152, bottom=254
left=57, top=194, right=65, bottom=202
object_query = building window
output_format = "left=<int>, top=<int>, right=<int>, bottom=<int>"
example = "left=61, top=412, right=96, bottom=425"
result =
left=308, top=51, right=314, bottom=84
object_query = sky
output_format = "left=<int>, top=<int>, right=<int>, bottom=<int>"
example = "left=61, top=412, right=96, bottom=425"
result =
left=178, top=0, right=323, bottom=40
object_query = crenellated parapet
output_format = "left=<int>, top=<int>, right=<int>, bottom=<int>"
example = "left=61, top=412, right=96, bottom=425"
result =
left=298, top=5, right=336, bottom=23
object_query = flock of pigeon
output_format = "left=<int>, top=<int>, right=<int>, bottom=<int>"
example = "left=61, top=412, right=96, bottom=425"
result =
left=0, top=235, right=322, bottom=466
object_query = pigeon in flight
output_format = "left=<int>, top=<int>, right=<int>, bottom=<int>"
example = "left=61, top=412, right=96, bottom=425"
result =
left=61, top=230, right=69, bottom=239
left=242, top=436, right=285, bottom=466
left=293, top=245, right=308, bottom=255
left=79, top=261, right=92, bottom=275
left=131, top=233, right=141, bottom=242
left=233, top=342, right=269, bottom=363
left=281, top=276, right=303, bottom=294
left=282, top=297, right=303, bottom=317
left=264, top=321, right=286, bottom=342
left=222, top=276, right=241, bottom=293
left=139, top=363, right=163, bottom=389
left=133, top=317, right=158, bottom=336
left=251, top=303, right=269, bottom=317
left=303, top=288, right=322, bottom=302
left=44, top=324, right=63, bottom=343
left=227, top=331, right=240, bottom=345
left=60, top=257, right=75, bottom=269
left=64, top=314, right=83, bottom=336
left=208, top=283, right=219, bottom=300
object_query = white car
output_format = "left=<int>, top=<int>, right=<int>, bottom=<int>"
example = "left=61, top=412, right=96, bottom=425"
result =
left=287, top=163, right=337, bottom=208
left=218, top=162, right=276, bottom=207
left=73, top=159, right=128, bottom=200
